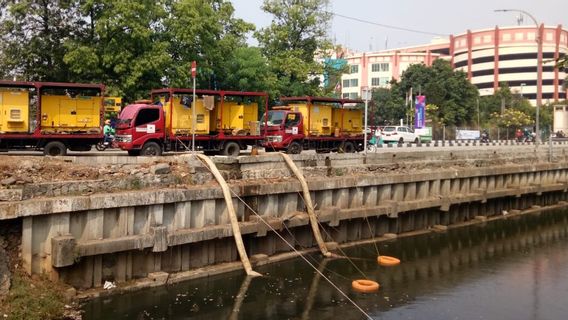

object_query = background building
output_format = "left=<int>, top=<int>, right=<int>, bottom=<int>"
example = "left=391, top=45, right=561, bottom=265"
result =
left=341, top=25, right=567, bottom=105
left=340, top=49, right=445, bottom=99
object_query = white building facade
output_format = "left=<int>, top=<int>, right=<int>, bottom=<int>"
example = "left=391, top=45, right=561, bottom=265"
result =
left=341, top=25, right=567, bottom=105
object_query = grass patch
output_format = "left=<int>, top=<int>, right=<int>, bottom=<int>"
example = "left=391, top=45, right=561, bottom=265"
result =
left=0, top=272, right=67, bottom=320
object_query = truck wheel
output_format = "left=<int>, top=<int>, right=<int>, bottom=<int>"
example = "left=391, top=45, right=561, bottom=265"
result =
left=414, top=137, right=419, bottom=144
left=127, top=150, right=140, bottom=156
left=141, top=142, right=162, bottom=156
left=222, top=142, right=241, bottom=156
left=286, top=141, right=302, bottom=154
left=339, top=141, right=355, bottom=153
left=344, top=141, right=355, bottom=153
left=43, top=141, right=67, bottom=156
left=398, top=137, right=404, bottom=144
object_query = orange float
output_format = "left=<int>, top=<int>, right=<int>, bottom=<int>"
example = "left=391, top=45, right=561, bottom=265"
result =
left=377, top=255, right=401, bottom=266
left=351, top=279, right=380, bottom=293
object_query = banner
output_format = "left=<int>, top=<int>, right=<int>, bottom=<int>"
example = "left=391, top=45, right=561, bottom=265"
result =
left=456, top=130, right=481, bottom=140
left=415, top=95, right=426, bottom=128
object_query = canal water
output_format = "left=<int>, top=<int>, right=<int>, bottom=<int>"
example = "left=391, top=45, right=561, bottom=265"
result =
left=83, top=209, right=568, bottom=320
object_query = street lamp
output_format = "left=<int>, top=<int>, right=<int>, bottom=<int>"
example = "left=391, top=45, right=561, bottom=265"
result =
left=362, top=87, right=371, bottom=154
left=494, top=9, right=542, bottom=144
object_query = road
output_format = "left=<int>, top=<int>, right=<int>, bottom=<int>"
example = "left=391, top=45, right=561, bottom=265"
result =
left=2, top=140, right=565, bottom=157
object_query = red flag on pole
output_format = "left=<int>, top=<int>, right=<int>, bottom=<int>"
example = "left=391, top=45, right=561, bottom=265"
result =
left=191, top=61, right=197, bottom=78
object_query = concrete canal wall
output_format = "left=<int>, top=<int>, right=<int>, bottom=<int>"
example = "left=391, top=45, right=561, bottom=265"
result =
left=3, top=150, right=568, bottom=294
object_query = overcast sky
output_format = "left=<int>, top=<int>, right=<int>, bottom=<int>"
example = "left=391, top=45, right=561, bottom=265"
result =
left=232, top=0, right=567, bottom=52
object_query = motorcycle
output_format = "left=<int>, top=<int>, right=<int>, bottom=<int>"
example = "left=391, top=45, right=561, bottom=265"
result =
left=95, top=137, right=117, bottom=151
left=480, top=132, right=490, bottom=143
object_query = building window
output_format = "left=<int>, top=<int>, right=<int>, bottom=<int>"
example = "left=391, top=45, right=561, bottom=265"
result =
left=350, top=65, right=359, bottom=73
left=343, top=79, right=350, bottom=88
left=342, top=93, right=350, bottom=98
left=350, top=79, right=358, bottom=87
left=371, top=77, right=390, bottom=87
left=349, top=93, right=358, bottom=100
left=371, top=63, right=389, bottom=73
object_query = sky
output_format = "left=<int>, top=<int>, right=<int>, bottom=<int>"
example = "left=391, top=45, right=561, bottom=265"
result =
left=231, top=0, right=568, bottom=52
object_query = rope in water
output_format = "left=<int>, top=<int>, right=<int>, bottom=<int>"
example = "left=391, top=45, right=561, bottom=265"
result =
left=194, top=155, right=373, bottom=320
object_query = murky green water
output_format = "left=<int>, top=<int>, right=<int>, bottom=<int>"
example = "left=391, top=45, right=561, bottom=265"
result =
left=83, top=210, right=568, bottom=320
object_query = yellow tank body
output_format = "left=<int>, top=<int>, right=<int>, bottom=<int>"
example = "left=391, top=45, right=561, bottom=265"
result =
left=103, top=97, right=122, bottom=113
left=289, top=103, right=333, bottom=136
left=0, top=89, right=30, bottom=133
left=40, top=95, right=101, bottom=133
left=213, top=101, right=259, bottom=133
left=169, top=96, right=210, bottom=135
left=333, top=108, right=363, bottom=134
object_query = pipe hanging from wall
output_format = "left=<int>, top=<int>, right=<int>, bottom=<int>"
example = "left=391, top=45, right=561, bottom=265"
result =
left=279, top=152, right=331, bottom=257
left=195, top=154, right=261, bottom=277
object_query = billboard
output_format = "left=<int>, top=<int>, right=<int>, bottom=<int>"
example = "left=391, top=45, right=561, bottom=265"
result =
left=415, top=95, right=426, bottom=128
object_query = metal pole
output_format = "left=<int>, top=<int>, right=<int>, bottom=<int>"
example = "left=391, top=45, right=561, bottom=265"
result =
left=192, top=76, right=196, bottom=153
left=190, top=61, right=197, bottom=153
left=549, top=125, right=553, bottom=162
left=495, top=9, right=541, bottom=145
left=363, top=88, right=369, bottom=154
left=477, top=98, right=480, bottom=131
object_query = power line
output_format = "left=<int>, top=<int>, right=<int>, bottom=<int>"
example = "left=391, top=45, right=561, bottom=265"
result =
left=328, top=11, right=449, bottom=37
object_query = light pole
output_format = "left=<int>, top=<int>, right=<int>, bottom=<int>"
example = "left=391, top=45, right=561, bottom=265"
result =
left=495, top=9, right=542, bottom=144
left=476, top=97, right=480, bottom=131
left=520, top=82, right=526, bottom=99
left=362, top=87, right=371, bottom=154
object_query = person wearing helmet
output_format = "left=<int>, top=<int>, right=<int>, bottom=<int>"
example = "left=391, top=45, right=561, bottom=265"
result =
left=103, top=119, right=115, bottom=145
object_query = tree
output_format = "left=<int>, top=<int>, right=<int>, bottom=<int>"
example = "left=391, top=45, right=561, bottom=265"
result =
left=64, top=0, right=171, bottom=101
left=396, top=59, right=479, bottom=126
left=223, top=47, right=276, bottom=94
left=256, top=0, right=332, bottom=100
left=490, top=108, right=532, bottom=129
left=371, top=87, right=406, bottom=125
left=0, top=0, right=82, bottom=81
left=162, top=0, right=254, bottom=90
left=556, top=55, right=567, bottom=91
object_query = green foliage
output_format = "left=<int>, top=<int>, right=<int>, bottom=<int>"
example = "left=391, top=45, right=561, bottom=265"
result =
left=255, top=0, right=332, bottom=100
left=162, top=0, right=254, bottom=90
left=477, top=83, right=550, bottom=130
left=1, top=0, right=261, bottom=102
left=490, top=108, right=532, bottom=128
left=556, top=56, right=567, bottom=90
left=371, top=87, right=406, bottom=125
left=65, top=0, right=171, bottom=101
left=370, top=60, right=479, bottom=126
left=0, top=273, right=66, bottom=320
left=396, top=60, right=479, bottom=126
left=0, top=0, right=337, bottom=103
left=223, top=47, right=276, bottom=93
left=0, top=0, right=82, bottom=81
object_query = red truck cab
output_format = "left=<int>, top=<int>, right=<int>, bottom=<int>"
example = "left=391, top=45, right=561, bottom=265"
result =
left=115, top=103, right=164, bottom=156
left=262, top=96, right=365, bottom=154
left=262, top=108, right=305, bottom=153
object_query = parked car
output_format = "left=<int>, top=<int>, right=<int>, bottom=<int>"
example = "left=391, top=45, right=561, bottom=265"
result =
left=382, top=126, right=419, bottom=143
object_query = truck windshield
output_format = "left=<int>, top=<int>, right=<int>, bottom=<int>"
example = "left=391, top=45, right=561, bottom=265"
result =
left=263, top=111, right=286, bottom=126
left=116, top=106, right=137, bottom=128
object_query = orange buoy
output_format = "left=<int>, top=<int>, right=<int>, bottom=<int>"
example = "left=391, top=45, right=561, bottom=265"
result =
left=377, top=255, right=400, bottom=266
left=351, top=279, right=380, bottom=293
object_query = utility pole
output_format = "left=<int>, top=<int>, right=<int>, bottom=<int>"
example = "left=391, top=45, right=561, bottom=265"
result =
left=362, top=87, right=371, bottom=154
left=495, top=9, right=542, bottom=144
left=191, top=61, right=197, bottom=153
